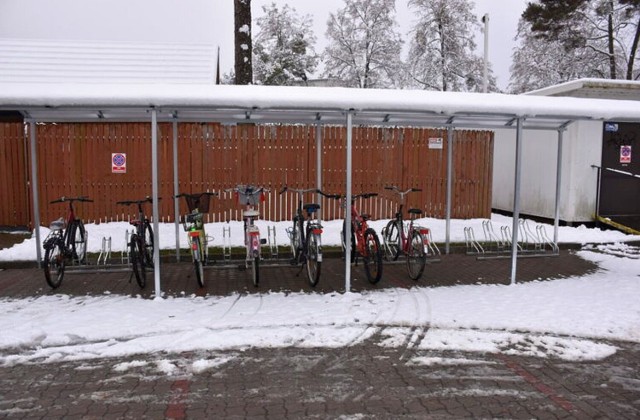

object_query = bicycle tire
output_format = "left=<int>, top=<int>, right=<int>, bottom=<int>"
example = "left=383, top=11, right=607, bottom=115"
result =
left=68, top=220, right=87, bottom=264
left=341, top=220, right=356, bottom=263
left=144, top=221, right=154, bottom=268
left=383, top=220, right=401, bottom=261
left=44, top=242, right=65, bottom=289
left=406, top=230, right=426, bottom=281
left=251, top=257, right=260, bottom=287
left=362, top=228, right=383, bottom=284
left=306, top=233, right=321, bottom=287
left=130, top=236, right=146, bottom=288
left=193, top=238, right=205, bottom=288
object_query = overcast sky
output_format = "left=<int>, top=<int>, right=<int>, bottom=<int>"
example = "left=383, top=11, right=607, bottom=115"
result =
left=0, top=0, right=529, bottom=89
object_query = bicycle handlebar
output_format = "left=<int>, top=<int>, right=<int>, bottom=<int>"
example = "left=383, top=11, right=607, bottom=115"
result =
left=174, top=192, right=218, bottom=199
left=279, top=186, right=318, bottom=195
left=317, top=190, right=378, bottom=201
left=50, top=196, right=93, bottom=204
left=384, top=186, right=422, bottom=194
left=116, top=196, right=161, bottom=206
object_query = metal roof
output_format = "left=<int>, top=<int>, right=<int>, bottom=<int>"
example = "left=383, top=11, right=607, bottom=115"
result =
left=3, top=83, right=640, bottom=130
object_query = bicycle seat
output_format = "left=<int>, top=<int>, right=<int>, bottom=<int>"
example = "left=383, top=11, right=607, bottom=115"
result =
left=303, top=203, right=320, bottom=214
left=408, top=208, right=423, bottom=215
left=361, top=213, right=371, bottom=221
left=49, top=217, right=65, bottom=231
left=243, top=209, right=260, bottom=218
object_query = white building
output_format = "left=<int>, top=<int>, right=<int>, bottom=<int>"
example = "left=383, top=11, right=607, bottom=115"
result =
left=492, top=79, right=640, bottom=233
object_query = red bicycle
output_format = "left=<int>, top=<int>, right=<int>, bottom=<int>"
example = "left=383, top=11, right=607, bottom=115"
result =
left=381, top=186, right=428, bottom=280
left=42, top=196, right=92, bottom=288
left=321, top=190, right=383, bottom=284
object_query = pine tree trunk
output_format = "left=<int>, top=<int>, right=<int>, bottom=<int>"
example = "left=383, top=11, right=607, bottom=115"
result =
left=234, top=0, right=252, bottom=85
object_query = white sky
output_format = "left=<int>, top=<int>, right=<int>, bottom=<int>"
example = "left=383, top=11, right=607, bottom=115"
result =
left=0, top=215, right=639, bottom=368
left=0, top=0, right=528, bottom=89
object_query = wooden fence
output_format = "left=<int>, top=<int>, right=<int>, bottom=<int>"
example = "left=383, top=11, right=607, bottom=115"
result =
left=0, top=122, right=493, bottom=227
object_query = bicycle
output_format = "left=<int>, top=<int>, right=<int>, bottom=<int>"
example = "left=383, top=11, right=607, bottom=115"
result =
left=116, top=197, right=157, bottom=288
left=42, top=196, right=93, bottom=288
left=381, top=186, right=428, bottom=280
left=279, top=186, right=323, bottom=287
left=322, top=190, right=383, bottom=284
left=175, top=192, right=217, bottom=288
left=227, top=185, right=268, bottom=287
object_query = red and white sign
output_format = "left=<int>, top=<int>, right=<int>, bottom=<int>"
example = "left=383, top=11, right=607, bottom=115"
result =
left=428, top=137, right=443, bottom=149
left=620, top=145, right=632, bottom=164
left=112, top=153, right=127, bottom=173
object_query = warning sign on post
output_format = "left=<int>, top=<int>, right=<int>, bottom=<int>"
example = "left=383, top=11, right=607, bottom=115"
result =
left=620, top=145, right=632, bottom=164
left=112, top=153, right=127, bottom=173
left=428, top=137, right=443, bottom=149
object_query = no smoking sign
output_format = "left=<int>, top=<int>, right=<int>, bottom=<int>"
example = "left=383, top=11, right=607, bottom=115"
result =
left=112, top=153, right=127, bottom=173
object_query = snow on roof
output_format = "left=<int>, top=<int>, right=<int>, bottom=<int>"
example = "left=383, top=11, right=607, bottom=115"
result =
left=0, top=38, right=217, bottom=84
left=2, top=82, right=640, bottom=129
left=526, top=78, right=640, bottom=100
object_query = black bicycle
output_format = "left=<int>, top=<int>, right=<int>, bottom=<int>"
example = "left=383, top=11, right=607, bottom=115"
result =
left=280, top=186, right=323, bottom=287
left=117, top=197, right=157, bottom=288
left=42, top=196, right=93, bottom=288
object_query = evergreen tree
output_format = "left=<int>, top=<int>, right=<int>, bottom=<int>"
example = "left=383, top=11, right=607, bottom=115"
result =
left=253, top=3, right=318, bottom=86
left=406, top=0, right=496, bottom=92
left=323, top=0, right=404, bottom=89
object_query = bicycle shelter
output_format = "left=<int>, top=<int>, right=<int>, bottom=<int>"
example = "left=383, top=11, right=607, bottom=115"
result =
left=3, top=83, right=640, bottom=297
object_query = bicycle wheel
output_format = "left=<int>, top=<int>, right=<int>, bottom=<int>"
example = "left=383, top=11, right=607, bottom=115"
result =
left=251, top=257, right=260, bottom=287
left=306, top=233, right=322, bottom=287
left=290, top=217, right=303, bottom=261
left=130, top=236, right=146, bottom=289
left=341, top=220, right=356, bottom=263
left=362, top=228, right=383, bottom=284
left=406, top=230, right=426, bottom=281
left=382, top=220, right=401, bottom=261
left=44, top=242, right=65, bottom=289
left=68, top=221, right=87, bottom=264
left=193, top=238, right=205, bottom=288
left=144, top=221, right=154, bottom=267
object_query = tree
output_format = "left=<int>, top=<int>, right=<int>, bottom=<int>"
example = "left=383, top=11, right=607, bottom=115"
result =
left=521, top=0, right=640, bottom=81
left=253, top=3, right=318, bottom=86
left=234, top=0, right=253, bottom=85
left=405, top=0, right=496, bottom=92
left=323, top=0, right=404, bottom=89
left=509, top=18, right=606, bottom=93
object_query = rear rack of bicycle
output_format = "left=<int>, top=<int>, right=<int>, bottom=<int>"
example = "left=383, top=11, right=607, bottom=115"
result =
left=463, top=219, right=559, bottom=260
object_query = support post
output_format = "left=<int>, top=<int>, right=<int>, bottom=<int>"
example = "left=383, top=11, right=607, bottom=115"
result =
left=173, top=118, right=180, bottom=262
left=29, top=121, right=42, bottom=266
left=151, top=109, right=162, bottom=297
left=445, top=126, right=454, bottom=254
left=316, top=122, right=322, bottom=221
left=345, top=111, right=353, bottom=293
left=553, top=128, right=565, bottom=245
left=510, top=118, right=524, bottom=285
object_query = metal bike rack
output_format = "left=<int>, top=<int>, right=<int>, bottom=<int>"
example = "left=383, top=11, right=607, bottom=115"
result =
left=222, top=225, right=232, bottom=260
left=267, top=225, right=278, bottom=259
left=97, top=236, right=111, bottom=265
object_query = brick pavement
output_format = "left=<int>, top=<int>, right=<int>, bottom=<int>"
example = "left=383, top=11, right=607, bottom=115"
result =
left=1, top=249, right=639, bottom=418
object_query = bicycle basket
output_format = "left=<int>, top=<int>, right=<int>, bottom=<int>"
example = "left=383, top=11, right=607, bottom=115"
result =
left=185, top=194, right=211, bottom=213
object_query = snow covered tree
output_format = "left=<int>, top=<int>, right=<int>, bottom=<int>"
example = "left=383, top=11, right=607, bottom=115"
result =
left=405, top=0, right=496, bottom=92
left=323, top=0, right=404, bottom=89
left=520, top=0, right=640, bottom=81
left=509, top=19, right=605, bottom=93
left=234, top=0, right=253, bottom=85
left=253, top=3, right=318, bottom=86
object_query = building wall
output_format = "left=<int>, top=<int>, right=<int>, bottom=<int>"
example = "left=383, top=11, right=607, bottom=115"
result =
left=492, top=121, right=603, bottom=223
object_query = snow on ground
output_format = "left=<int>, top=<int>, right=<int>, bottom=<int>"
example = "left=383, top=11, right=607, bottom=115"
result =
left=0, top=215, right=638, bottom=371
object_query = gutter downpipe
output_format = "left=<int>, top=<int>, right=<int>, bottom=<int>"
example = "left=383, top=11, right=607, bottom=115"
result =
left=445, top=125, right=454, bottom=254
left=151, top=109, right=162, bottom=298
left=345, top=111, right=353, bottom=293
left=173, top=117, right=180, bottom=261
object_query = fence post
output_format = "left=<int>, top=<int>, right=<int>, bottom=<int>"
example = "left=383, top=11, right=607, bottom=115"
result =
left=29, top=121, right=42, bottom=266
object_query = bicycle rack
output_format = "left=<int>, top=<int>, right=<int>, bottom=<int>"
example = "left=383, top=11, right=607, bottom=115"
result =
left=97, top=236, right=111, bottom=265
left=470, top=219, right=559, bottom=260
left=419, top=227, right=441, bottom=259
left=222, top=226, right=232, bottom=260
left=205, top=234, right=214, bottom=264
left=464, top=226, right=484, bottom=254
left=267, top=225, right=278, bottom=259
left=121, top=230, right=132, bottom=265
